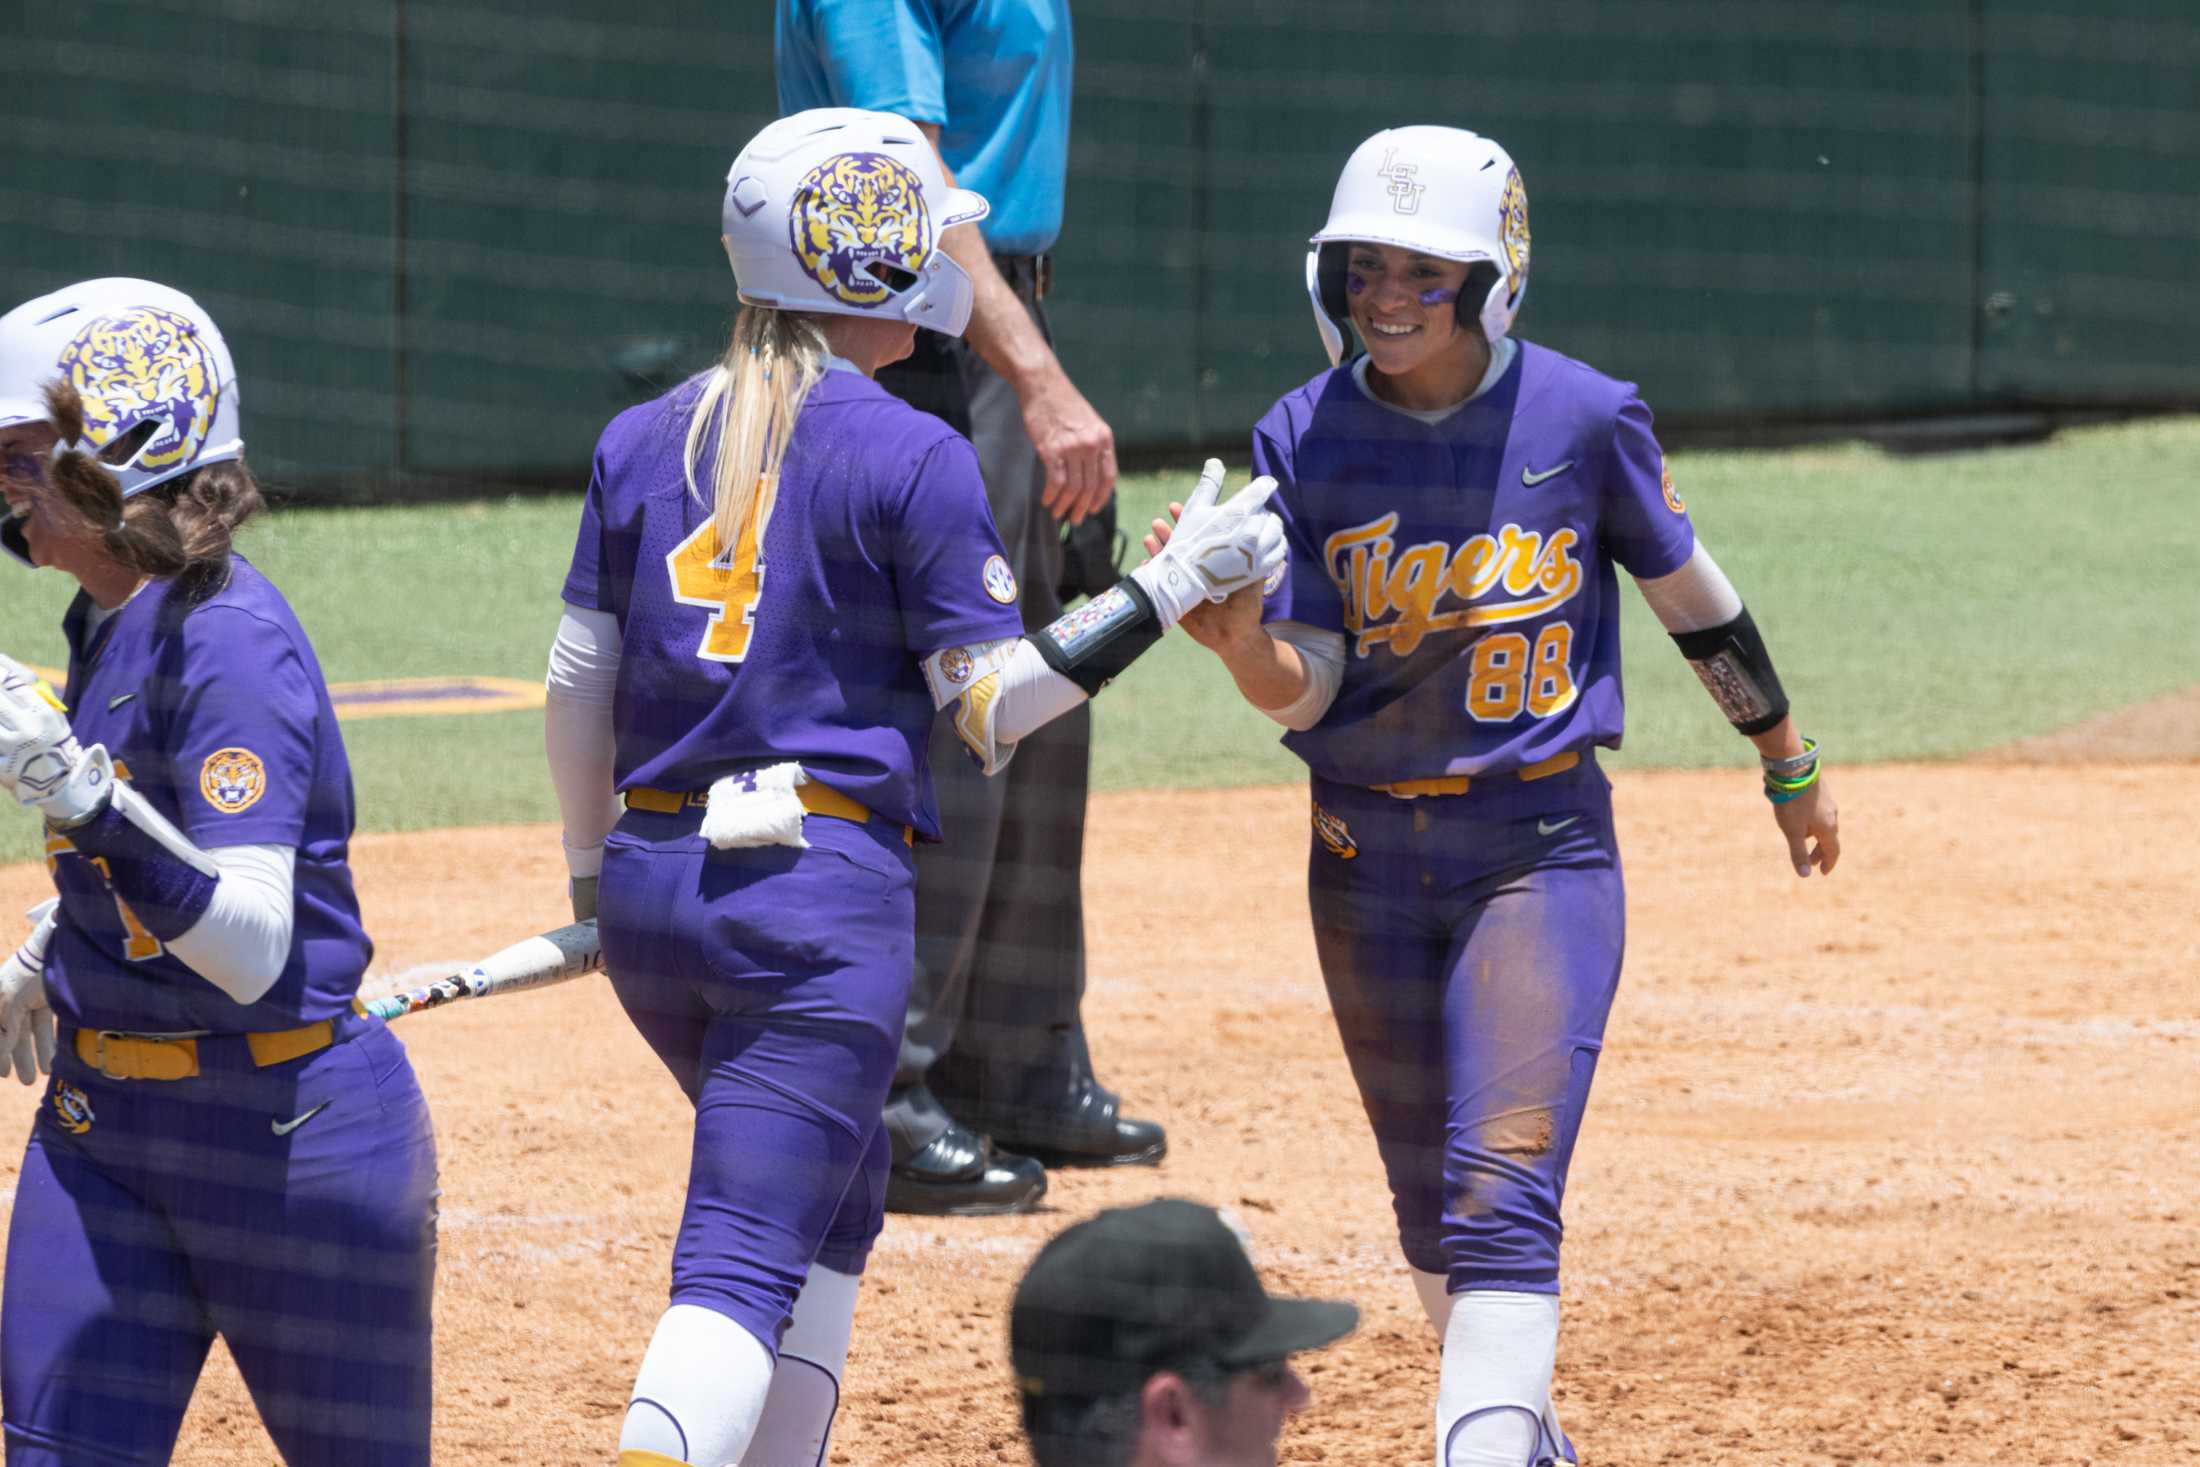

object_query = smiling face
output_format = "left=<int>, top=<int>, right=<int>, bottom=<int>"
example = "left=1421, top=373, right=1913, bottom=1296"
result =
left=1344, top=242, right=1480, bottom=381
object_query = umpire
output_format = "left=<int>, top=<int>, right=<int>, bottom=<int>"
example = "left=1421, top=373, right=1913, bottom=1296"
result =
left=1012, top=1199, right=1360, bottom=1467
left=775, top=0, right=1166, bottom=1214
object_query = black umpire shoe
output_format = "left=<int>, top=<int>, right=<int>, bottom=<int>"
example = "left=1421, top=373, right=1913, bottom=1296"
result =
left=980, top=1076, right=1167, bottom=1170
left=884, top=1121, right=1047, bottom=1217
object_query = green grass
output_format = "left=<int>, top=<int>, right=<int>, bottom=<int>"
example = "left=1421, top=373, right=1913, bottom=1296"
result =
left=2, top=416, right=2194, bottom=864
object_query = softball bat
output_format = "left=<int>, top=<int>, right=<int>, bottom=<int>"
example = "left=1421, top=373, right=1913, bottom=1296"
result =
left=363, top=918, right=602, bottom=1022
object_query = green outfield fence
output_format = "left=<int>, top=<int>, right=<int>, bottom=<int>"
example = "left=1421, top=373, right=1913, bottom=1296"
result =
left=5, top=0, right=2195, bottom=493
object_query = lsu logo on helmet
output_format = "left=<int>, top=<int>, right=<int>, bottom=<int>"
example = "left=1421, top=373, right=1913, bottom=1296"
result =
left=57, top=307, right=223, bottom=472
left=1496, top=168, right=1530, bottom=307
left=52, top=1082, right=94, bottom=1136
left=788, top=152, right=931, bottom=309
left=199, top=747, right=268, bottom=813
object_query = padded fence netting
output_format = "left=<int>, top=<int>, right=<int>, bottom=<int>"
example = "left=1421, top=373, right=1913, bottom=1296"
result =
left=5, top=0, right=2194, bottom=490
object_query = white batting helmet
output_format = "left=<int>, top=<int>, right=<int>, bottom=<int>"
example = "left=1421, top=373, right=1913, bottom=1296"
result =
left=0, top=277, right=244, bottom=567
left=1306, top=126, right=1531, bottom=366
left=720, top=108, right=991, bottom=336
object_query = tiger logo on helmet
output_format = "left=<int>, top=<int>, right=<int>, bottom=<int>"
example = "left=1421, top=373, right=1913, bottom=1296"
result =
left=788, top=152, right=932, bottom=310
left=1497, top=168, right=1530, bottom=308
left=56, top=307, right=223, bottom=474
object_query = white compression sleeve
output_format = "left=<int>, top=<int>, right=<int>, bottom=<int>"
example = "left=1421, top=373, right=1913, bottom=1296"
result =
left=921, top=638, right=1087, bottom=777
left=545, top=603, right=623, bottom=880
left=166, top=843, right=297, bottom=1005
left=1633, top=539, right=1744, bottom=634
left=990, top=638, right=1089, bottom=745
left=620, top=1303, right=775, bottom=1465
left=741, top=1265, right=860, bottom=1467
left=1257, top=621, right=1346, bottom=731
left=1438, top=1290, right=1563, bottom=1467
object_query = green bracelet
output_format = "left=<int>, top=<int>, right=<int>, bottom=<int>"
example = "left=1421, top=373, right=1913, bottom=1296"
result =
left=1764, top=781, right=1814, bottom=805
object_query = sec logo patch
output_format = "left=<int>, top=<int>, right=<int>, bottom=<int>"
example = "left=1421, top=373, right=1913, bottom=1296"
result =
left=52, top=1082, right=94, bottom=1136
left=982, top=554, right=1018, bottom=605
left=1661, top=458, right=1685, bottom=514
left=200, top=747, right=267, bottom=813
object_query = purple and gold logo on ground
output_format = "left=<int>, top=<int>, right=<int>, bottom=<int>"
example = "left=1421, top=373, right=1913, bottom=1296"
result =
left=52, top=1082, right=94, bottom=1135
left=1497, top=167, right=1530, bottom=305
left=57, top=307, right=221, bottom=471
left=789, top=152, right=930, bottom=309
left=982, top=553, right=1019, bottom=605
left=200, top=747, right=267, bottom=813
left=1660, top=457, right=1685, bottom=514
left=1313, top=803, right=1357, bottom=860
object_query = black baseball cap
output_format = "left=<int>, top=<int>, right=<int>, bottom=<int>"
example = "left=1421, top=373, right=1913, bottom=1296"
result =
left=1010, top=1198, right=1360, bottom=1402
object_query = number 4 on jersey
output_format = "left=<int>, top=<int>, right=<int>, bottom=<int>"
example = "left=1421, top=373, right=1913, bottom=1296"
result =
left=665, top=483, right=779, bottom=663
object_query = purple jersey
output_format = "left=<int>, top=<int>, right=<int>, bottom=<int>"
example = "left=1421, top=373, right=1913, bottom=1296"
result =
left=1256, top=341, right=1695, bottom=786
left=563, top=368, right=1024, bottom=840
left=41, top=559, right=374, bottom=1032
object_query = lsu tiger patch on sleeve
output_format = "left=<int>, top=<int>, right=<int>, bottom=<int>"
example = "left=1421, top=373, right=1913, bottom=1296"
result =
left=199, top=747, right=268, bottom=813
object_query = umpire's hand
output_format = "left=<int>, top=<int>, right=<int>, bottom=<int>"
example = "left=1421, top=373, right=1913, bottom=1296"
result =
left=1023, top=368, right=1116, bottom=527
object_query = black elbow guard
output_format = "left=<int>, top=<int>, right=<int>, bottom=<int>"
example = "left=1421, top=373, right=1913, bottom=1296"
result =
left=1031, top=577, right=1165, bottom=696
left=1672, top=607, right=1789, bottom=736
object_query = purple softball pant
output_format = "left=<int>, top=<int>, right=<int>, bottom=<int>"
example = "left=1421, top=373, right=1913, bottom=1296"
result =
left=1306, top=757, right=1625, bottom=1295
left=2, top=1015, right=438, bottom=1466
left=596, top=805, right=913, bottom=1355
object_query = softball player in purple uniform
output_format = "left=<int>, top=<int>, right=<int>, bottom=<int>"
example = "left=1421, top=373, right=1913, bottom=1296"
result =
left=541, top=108, right=1283, bottom=1467
left=1159, top=127, right=1841, bottom=1467
left=0, top=279, right=438, bottom=1464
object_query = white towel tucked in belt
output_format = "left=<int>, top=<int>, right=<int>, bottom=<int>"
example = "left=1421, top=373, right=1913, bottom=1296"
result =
left=700, top=762, right=810, bottom=850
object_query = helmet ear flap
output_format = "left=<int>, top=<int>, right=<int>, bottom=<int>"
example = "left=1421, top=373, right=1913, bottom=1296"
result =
left=1456, top=261, right=1501, bottom=339
left=1315, top=242, right=1354, bottom=321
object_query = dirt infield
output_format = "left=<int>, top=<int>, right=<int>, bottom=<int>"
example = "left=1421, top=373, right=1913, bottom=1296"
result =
left=3, top=761, right=2196, bottom=1465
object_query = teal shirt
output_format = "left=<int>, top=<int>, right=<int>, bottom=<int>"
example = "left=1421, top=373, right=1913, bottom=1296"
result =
left=775, top=0, right=1072, bottom=256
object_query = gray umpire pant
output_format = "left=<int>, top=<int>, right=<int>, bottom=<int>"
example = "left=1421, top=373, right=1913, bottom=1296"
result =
left=876, top=256, right=1095, bottom=1161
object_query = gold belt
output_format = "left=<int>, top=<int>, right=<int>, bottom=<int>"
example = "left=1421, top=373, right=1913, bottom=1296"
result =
left=625, top=781, right=915, bottom=846
left=1371, top=750, right=1581, bottom=800
left=72, top=1019, right=338, bottom=1082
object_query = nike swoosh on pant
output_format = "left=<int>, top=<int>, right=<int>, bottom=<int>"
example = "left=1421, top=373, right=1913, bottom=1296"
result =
left=272, top=1100, right=332, bottom=1137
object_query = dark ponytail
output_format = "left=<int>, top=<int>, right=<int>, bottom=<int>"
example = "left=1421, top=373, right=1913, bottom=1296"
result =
left=42, top=380, right=263, bottom=602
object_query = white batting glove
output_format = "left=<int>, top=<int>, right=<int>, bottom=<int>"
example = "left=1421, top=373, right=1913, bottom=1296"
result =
left=1128, top=459, right=1287, bottom=630
left=0, top=900, right=59, bottom=1086
left=0, top=670, right=114, bottom=826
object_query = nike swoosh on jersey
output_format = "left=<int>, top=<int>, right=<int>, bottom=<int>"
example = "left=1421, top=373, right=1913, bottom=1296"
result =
left=271, top=1099, right=332, bottom=1137
left=107, top=692, right=137, bottom=711
left=1521, top=461, right=1575, bottom=486
left=1536, top=815, right=1581, bottom=836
